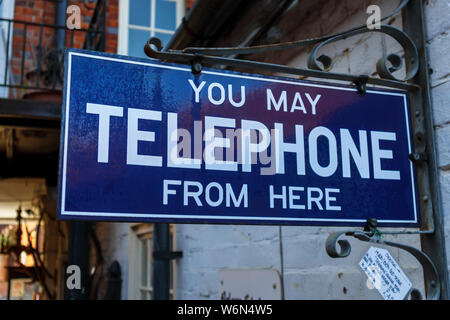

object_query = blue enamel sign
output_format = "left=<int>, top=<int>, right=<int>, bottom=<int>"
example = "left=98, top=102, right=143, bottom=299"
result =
left=58, top=49, right=419, bottom=227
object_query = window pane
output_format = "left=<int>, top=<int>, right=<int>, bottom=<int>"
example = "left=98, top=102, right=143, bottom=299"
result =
left=128, top=29, right=150, bottom=58
left=155, top=0, right=176, bottom=30
left=140, top=239, right=148, bottom=286
left=154, top=32, right=173, bottom=49
left=129, top=0, right=151, bottom=27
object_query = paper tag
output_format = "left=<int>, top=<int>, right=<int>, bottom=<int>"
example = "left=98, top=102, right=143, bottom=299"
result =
left=359, top=246, right=412, bottom=300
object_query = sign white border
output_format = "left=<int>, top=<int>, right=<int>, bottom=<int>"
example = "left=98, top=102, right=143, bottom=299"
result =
left=60, top=51, right=418, bottom=225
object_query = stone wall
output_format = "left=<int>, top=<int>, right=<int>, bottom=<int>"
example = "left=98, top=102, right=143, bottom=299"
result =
left=424, top=0, right=450, bottom=274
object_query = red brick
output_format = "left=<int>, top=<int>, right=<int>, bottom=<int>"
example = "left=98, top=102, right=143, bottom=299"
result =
left=186, top=0, right=195, bottom=9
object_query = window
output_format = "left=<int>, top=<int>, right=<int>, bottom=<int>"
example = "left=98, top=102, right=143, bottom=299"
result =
left=138, top=233, right=153, bottom=299
left=128, top=224, right=176, bottom=299
left=118, top=0, right=185, bottom=58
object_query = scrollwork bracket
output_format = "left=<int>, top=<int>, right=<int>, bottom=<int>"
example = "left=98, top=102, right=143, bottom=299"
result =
left=325, top=219, right=440, bottom=300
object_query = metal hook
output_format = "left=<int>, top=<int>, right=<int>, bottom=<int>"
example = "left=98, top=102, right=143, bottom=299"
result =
left=191, top=55, right=203, bottom=75
left=354, top=75, right=369, bottom=94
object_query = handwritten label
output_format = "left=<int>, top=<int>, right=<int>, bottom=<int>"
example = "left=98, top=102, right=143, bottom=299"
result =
left=360, top=246, right=412, bottom=300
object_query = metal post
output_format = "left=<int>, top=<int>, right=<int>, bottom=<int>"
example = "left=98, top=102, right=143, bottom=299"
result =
left=55, top=0, right=67, bottom=48
left=66, top=221, right=89, bottom=300
left=56, top=0, right=90, bottom=301
left=152, top=223, right=171, bottom=300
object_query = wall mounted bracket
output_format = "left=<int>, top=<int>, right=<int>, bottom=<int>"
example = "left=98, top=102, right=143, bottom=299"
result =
left=326, top=218, right=440, bottom=300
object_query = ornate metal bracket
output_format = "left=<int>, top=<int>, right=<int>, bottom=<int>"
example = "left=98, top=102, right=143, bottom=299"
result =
left=325, top=219, right=440, bottom=300
left=144, top=0, right=419, bottom=91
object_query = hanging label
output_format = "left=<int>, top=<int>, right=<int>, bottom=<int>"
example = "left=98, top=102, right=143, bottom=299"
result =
left=359, top=246, right=412, bottom=300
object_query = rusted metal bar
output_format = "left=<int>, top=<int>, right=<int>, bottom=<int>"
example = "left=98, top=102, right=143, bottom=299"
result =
left=145, top=37, right=419, bottom=91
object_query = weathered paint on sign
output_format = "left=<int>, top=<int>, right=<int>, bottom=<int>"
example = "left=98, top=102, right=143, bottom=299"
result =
left=58, top=49, right=418, bottom=227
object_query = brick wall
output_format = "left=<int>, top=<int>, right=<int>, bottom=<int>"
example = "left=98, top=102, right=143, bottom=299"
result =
left=105, top=0, right=119, bottom=53
left=10, top=0, right=118, bottom=97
